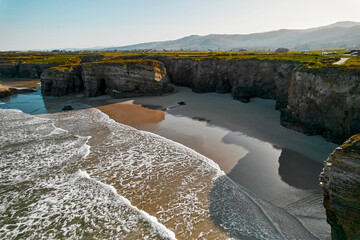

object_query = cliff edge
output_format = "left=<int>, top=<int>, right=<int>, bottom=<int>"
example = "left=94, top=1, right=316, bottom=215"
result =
left=281, top=67, right=360, bottom=144
left=320, top=134, right=360, bottom=239
left=41, top=59, right=174, bottom=98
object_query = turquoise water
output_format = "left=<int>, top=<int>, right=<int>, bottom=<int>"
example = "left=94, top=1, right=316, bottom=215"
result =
left=0, top=87, right=48, bottom=114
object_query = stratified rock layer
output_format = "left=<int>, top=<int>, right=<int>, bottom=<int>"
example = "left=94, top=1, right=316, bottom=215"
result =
left=320, top=134, right=360, bottom=239
left=2, top=55, right=359, bottom=144
left=0, top=62, right=55, bottom=79
left=81, top=61, right=173, bottom=97
left=152, top=57, right=296, bottom=109
left=41, top=66, right=83, bottom=96
left=281, top=68, right=360, bottom=144
left=41, top=60, right=173, bottom=98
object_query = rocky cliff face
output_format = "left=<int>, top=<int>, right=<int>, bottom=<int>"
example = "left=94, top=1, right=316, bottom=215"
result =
left=281, top=68, right=360, bottom=144
left=152, top=57, right=296, bottom=109
left=156, top=56, right=359, bottom=143
left=4, top=56, right=360, bottom=144
left=320, top=134, right=360, bottom=239
left=0, top=62, right=55, bottom=79
left=81, top=60, right=173, bottom=97
left=41, top=60, right=173, bottom=98
left=41, top=65, right=83, bottom=96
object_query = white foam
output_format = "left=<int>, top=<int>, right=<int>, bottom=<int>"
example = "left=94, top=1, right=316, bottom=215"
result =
left=77, top=169, right=177, bottom=240
left=0, top=107, right=314, bottom=239
left=1, top=108, right=178, bottom=239
left=85, top=107, right=225, bottom=177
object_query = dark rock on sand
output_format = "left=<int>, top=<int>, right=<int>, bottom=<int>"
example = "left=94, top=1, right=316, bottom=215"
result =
left=62, top=105, right=73, bottom=111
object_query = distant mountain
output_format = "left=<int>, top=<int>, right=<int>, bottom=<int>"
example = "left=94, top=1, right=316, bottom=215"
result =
left=103, top=21, right=360, bottom=51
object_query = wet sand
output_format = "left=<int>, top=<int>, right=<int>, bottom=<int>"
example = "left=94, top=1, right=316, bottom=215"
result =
left=0, top=84, right=9, bottom=92
left=1, top=84, right=338, bottom=238
left=0, top=78, right=41, bottom=88
left=97, top=100, right=165, bottom=128
left=85, top=87, right=337, bottom=239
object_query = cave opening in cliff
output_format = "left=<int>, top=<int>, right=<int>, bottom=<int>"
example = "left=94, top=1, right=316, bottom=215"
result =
left=99, top=78, right=107, bottom=95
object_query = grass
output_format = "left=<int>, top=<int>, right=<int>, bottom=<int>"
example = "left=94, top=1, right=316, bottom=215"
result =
left=0, top=52, right=90, bottom=65
left=156, top=51, right=347, bottom=68
left=83, top=57, right=160, bottom=66
left=1, top=51, right=359, bottom=70
left=342, top=56, right=360, bottom=69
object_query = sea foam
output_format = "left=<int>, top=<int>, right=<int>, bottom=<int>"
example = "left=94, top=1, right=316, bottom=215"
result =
left=78, top=169, right=177, bottom=240
left=0, top=107, right=316, bottom=239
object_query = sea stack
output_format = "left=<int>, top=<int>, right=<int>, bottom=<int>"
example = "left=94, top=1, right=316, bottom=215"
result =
left=320, top=134, right=360, bottom=239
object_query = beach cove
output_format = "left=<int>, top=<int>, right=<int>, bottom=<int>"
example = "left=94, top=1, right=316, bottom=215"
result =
left=0, top=80, right=338, bottom=239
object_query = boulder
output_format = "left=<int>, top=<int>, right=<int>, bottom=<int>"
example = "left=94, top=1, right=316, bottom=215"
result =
left=62, top=105, right=73, bottom=111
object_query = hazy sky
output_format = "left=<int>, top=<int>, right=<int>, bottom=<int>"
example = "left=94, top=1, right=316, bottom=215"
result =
left=1, top=0, right=360, bottom=51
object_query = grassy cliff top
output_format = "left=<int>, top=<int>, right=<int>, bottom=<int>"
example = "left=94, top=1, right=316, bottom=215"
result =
left=151, top=51, right=360, bottom=69
left=0, top=52, right=90, bottom=64
left=1, top=51, right=359, bottom=70
left=84, top=57, right=159, bottom=66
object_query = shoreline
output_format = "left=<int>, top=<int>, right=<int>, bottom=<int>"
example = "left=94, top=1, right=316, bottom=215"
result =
left=0, top=82, right=337, bottom=238
left=87, top=87, right=337, bottom=238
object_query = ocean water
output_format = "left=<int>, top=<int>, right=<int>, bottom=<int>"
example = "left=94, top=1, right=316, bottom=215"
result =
left=0, top=106, right=318, bottom=239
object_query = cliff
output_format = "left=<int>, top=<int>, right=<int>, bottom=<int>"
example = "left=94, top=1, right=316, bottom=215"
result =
left=41, top=59, right=173, bottom=98
left=281, top=68, right=360, bottom=144
left=2, top=54, right=359, bottom=144
left=82, top=60, right=173, bottom=97
left=0, top=62, right=55, bottom=79
left=151, top=56, right=295, bottom=109
left=151, top=56, right=359, bottom=143
left=41, top=65, right=83, bottom=96
left=320, top=134, right=360, bottom=239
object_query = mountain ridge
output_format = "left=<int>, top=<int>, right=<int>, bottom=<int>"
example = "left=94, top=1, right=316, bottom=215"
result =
left=103, top=21, right=360, bottom=51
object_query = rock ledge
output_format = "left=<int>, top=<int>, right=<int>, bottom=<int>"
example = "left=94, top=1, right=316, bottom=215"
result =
left=320, top=134, right=360, bottom=239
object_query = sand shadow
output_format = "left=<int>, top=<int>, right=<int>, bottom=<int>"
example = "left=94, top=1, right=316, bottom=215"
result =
left=221, top=132, right=323, bottom=194
left=278, top=148, right=324, bottom=190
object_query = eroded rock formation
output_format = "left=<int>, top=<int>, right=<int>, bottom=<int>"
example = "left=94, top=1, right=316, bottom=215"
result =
left=0, top=62, right=55, bottom=79
left=281, top=68, right=360, bottom=144
left=320, top=134, right=360, bottom=239
left=41, top=65, right=83, bottom=96
left=41, top=60, right=173, bottom=98
left=81, top=61, right=173, bottom=97
left=2, top=55, right=359, bottom=144
left=151, top=57, right=295, bottom=109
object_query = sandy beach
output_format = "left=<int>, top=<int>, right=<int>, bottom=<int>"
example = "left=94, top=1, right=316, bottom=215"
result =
left=80, top=87, right=337, bottom=239
left=0, top=78, right=41, bottom=88
left=0, top=84, right=338, bottom=238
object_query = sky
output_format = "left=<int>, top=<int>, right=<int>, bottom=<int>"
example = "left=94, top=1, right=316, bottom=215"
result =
left=1, top=0, right=360, bottom=51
